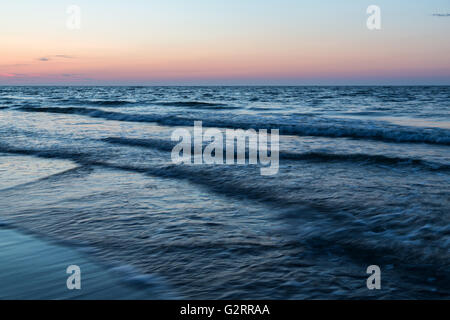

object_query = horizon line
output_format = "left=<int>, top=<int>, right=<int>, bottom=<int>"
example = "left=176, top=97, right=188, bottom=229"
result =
left=1, top=84, right=450, bottom=87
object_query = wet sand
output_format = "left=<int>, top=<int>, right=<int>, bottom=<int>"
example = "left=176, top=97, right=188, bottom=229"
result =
left=0, top=227, right=166, bottom=299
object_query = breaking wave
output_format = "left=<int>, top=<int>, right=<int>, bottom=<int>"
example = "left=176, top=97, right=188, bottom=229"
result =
left=18, top=106, right=450, bottom=145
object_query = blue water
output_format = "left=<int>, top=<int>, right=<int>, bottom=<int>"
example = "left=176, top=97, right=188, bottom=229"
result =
left=0, top=86, right=449, bottom=299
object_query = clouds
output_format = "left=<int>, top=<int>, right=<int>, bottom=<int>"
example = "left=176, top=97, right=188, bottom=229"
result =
left=55, top=55, right=74, bottom=59
left=0, top=73, right=16, bottom=78
left=0, top=63, right=29, bottom=68
left=0, top=72, right=92, bottom=84
left=0, top=72, right=29, bottom=79
left=1, top=54, right=81, bottom=83
left=37, top=55, right=75, bottom=62
left=61, top=73, right=82, bottom=78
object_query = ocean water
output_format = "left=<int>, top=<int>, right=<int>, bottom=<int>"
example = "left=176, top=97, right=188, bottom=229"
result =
left=0, top=86, right=449, bottom=299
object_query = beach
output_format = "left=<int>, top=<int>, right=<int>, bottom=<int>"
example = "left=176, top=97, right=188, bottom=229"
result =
left=0, top=227, right=175, bottom=299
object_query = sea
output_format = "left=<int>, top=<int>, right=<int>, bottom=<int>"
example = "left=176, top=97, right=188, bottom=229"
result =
left=0, top=86, right=449, bottom=299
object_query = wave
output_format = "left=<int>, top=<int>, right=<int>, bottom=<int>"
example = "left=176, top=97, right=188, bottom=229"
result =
left=54, top=99, right=233, bottom=109
left=88, top=100, right=136, bottom=106
left=280, top=151, right=450, bottom=171
left=107, top=264, right=179, bottom=298
left=64, top=99, right=137, bottom=106
left=0, top=217, right=12, bottom=227
left=102, top=137, right=175, bottom=152
left=0, top=166, right=92, bottom=193
left=0, top=143, right=91, bottom=163
left=18, top=106, right=450, bottom=145
left=0, top=143, right=291, bottom=206
left=156, top=101, right=236, bottom=110
left=102, top=136, right=450, bottom=172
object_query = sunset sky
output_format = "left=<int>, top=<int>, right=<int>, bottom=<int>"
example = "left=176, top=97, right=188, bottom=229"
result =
left=1, top=0, right=450, bottom=85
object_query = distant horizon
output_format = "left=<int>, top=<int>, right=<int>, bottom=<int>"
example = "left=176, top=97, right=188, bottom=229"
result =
left=1, top=83, right=450, bottom=87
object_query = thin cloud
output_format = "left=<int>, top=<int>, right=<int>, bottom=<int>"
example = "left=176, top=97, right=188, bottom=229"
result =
left=37, top=55, right=76, bottom=62
left=0, top=73, right=28, bottom=78
left=59, top=73, right=92, bottom=80
left=55, top=55, right=74, bottom=59
left=0, top=63, right=29, bottom=68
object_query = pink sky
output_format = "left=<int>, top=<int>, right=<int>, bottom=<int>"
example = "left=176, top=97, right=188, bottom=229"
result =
left=1, top=1, right=449, bottom=85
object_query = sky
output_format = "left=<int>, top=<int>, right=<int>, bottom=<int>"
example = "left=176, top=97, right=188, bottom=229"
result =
left=1, top=0, right=450, bottom=85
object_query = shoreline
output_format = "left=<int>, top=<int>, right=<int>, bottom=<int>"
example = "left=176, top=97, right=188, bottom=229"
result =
left=0, top=227, right=173, bottom=300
